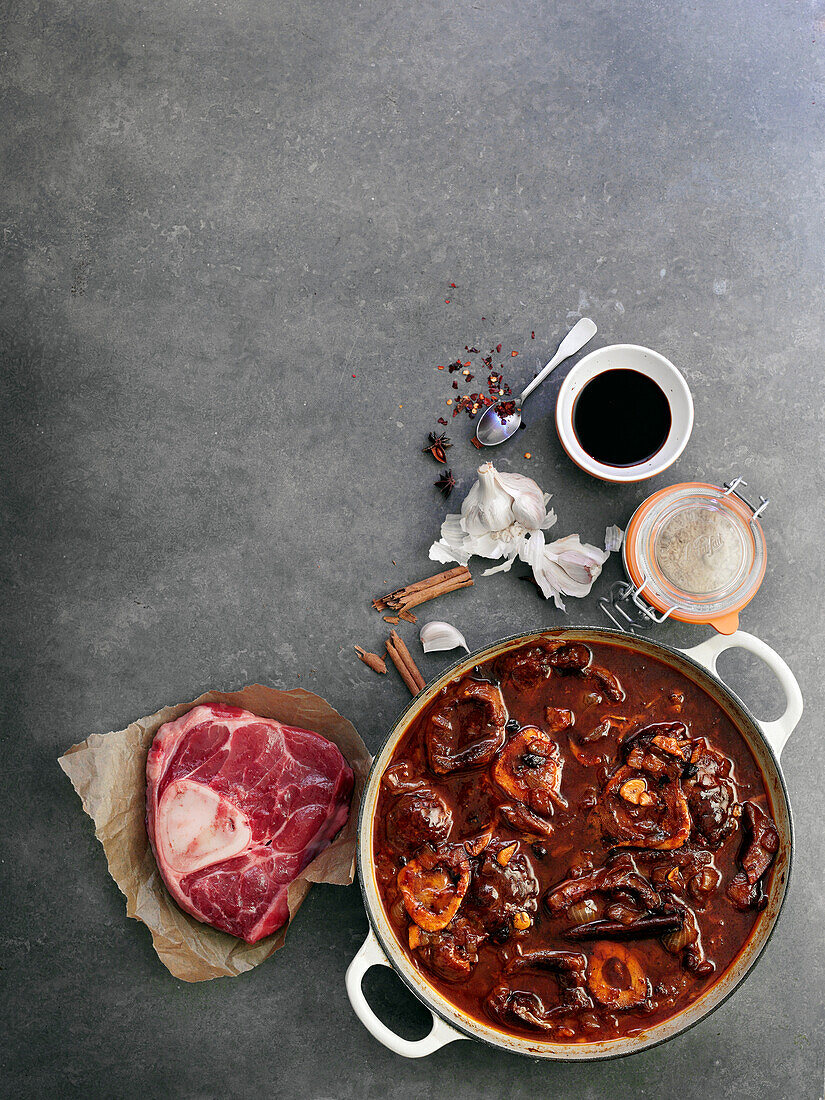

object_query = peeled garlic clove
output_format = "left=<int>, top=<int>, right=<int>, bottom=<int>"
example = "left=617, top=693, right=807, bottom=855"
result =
left=568, top=898, right=599, bottom=926
left=420, top=621, right=470, bottom=654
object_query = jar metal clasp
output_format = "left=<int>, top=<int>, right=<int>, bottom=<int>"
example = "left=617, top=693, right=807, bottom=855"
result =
left=599, top=574, right=688, bottom=633
left=722, top=477, right=769, bottom=525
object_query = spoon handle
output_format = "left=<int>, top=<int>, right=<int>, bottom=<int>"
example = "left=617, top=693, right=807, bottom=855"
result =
left=519, top=317, right=597, bottom=404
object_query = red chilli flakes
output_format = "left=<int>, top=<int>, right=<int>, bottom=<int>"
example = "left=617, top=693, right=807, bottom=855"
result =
left=435, top=336, right=525, bottom=424
left=453, top=392, right=494, bottom=418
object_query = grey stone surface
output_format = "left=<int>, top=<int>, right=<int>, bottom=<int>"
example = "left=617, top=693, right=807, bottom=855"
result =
left=2, top=0, right=824, bottom=1096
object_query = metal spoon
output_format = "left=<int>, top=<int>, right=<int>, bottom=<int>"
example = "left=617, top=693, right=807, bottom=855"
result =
left=475, top=317, right=598, bottom=446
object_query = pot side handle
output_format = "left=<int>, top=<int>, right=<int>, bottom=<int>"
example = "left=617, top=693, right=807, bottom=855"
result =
left=346, top=928, right=465, bottom=1058
left=681, top=630, right=803, bottom=758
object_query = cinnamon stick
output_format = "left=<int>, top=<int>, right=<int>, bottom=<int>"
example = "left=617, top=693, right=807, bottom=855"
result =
left=401, top=574, right=473, bottom=611
left=386, top=630, right=426, bottom=694
left=563, top=913, right=682, bottom=941
left=354, top=646, right=387, bottom=675
left=373, top=566, right=468, bottom=607
left=373, top=566, right=473, bottom=614
left=385, top=642, right=419, bottom=694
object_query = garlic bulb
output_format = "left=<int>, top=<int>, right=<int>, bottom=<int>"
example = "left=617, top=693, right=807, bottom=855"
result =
left=429, top=461, right=614, bottom=610
left=430, top=462, right=557, bottom=573
left=420, top=621, right=470, bottom=654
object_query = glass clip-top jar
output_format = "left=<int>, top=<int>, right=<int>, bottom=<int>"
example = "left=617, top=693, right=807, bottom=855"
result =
left=601, top=477, right=769, bottom=636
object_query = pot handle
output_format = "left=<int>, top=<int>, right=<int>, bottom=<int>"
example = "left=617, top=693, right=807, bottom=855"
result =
left=346, top=928, right=465, bottom=1058
left=681, top=630, right=803, bottom=757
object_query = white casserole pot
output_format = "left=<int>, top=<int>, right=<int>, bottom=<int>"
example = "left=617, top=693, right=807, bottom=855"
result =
left=347, top=627, right=801, bottom=1059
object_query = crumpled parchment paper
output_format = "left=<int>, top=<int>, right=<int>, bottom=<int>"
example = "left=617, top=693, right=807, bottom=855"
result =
left=59, top=684, right=372, bottom=982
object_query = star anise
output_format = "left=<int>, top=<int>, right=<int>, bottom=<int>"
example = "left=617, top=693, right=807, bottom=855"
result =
left=422, top=431, right=452, bottom=464
left=434, top=469, right=457, bottom=498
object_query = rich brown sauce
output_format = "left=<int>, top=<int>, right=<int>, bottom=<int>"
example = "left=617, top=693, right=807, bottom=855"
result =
left=373, top=639, right=778, bottom=1044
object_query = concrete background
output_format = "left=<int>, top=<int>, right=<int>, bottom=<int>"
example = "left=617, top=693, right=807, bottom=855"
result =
left=2, top=0, right=823, bottom=1096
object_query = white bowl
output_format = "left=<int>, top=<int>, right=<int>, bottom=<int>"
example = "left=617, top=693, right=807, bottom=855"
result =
left=555, top=343, right=694, bottom=483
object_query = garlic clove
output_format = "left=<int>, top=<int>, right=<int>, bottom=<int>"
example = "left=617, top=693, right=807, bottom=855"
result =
left=420, top=621, right=470, bottom=654
left=510, top=492, right=547, bottom=530
left=495, top=470, right=548, bottom=529
left=529, top=535, right=610, bottom=609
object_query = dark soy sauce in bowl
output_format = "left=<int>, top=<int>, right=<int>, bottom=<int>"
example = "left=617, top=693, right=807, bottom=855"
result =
left=572, top=368, right=672, bottom=467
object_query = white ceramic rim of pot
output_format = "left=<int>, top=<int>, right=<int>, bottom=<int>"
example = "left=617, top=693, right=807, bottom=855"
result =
left=353, top=627, right=797, bottom=1061
left=555, top=344, right=694, bottom=483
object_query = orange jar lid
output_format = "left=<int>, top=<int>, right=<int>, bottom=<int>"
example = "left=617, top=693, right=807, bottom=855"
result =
left=621, top=479, right=768, bottom=635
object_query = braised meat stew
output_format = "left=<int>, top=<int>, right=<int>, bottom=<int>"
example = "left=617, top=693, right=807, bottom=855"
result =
left=373, top=638, right=780, bottom=1044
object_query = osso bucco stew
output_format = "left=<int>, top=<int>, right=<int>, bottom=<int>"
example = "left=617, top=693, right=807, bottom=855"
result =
left=372, top=638, right=779, bottom=1043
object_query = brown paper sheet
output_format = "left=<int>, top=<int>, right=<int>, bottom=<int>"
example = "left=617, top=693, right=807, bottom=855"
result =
left=58, top=685, right=372, bottom=983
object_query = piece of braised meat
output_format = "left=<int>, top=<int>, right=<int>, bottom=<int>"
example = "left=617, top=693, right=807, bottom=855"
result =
left=397, top=843, right=471, bottom=931
left=498, top=801, right=555, bottom=840
left=547, top=642, right=592, bottom=672
left=594, top=724, right=692, bottom=850
left=425, top=678, right=508, bottom=774
left=621, top=723, right=691, bottom=774
left=409, top=917, right=487, bottom=982
left=492, top=726, right=567, bottom=815
left=726, top=801, right=779, bottom=910
left=545, top=862, right=661, bottom=915
left=567, top=718, right=612, bottom=767
left=495, top=641, right=593, bottom=692
left=684, top=738, right=738, bottom=848
left=381, top=761, right=427, bottom=793
left=608, top=844, right=713, bottom=874
left=595, top=767, right=690, bottom=850
left=610, top=845, right=721, bottom=908
left=464, top=841, right=540, bottom=938
left=386, top=789, right=453, bottom=851
left=545, top=706, right=575, bottom=733
left=584, top=665, right=626, bottom=702
left=495, top=642, right=564, bottom=689
left=485, top=950, right=591, bottom=1031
